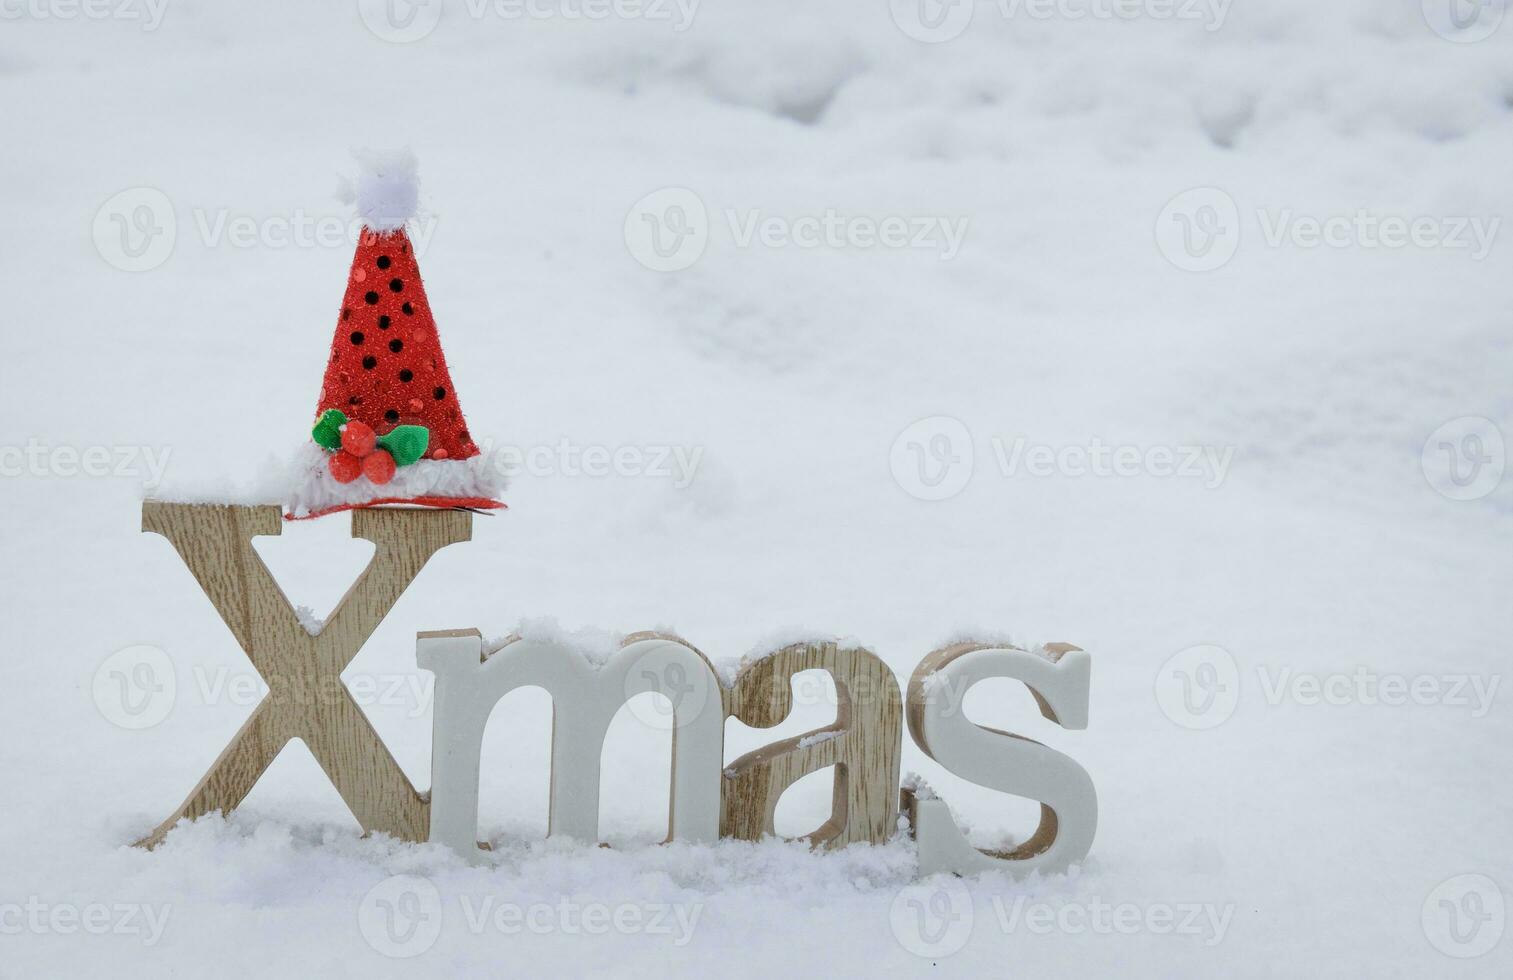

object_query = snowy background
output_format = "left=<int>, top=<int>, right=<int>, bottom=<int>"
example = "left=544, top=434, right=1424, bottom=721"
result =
left=3, top=0, right=1512, bottom=974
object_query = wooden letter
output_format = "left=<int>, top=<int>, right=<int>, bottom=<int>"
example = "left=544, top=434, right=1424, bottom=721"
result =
left=418, top=630, right=723, bottom=861
left=136, top=502, right=471, bottom=848
left=904, top=642, right=1096, bottom=877
left=722, top=642, right=902, bottom=848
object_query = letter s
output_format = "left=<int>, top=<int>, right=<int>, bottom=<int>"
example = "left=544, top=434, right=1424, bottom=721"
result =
left=904, top=642, right=1096, bottom=876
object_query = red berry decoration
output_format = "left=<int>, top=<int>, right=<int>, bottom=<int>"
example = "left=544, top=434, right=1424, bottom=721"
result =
left=363, top=449, right=397, bottom=485
left=328, top=451, right=363, bottom=484
left=341, top=420, right=376, bottom=458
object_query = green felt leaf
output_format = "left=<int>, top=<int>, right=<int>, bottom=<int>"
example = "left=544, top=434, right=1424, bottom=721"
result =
left=311, top=409, right=347, bottom=451
left=377, top=425, right=429, bottom=466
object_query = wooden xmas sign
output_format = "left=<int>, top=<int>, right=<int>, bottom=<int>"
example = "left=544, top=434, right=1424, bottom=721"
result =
left=136, top=502, right=1098, bottom=877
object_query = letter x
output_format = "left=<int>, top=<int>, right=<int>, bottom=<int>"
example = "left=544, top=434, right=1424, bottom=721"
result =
left=135, top=502, right=471, bottom=848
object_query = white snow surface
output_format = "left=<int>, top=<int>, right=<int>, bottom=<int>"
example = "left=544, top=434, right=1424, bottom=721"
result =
left=5, top=1, right=1512, bottom=977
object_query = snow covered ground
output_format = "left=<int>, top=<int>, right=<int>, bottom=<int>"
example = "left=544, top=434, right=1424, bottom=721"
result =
left=3, top=0, right=1512, bottom=974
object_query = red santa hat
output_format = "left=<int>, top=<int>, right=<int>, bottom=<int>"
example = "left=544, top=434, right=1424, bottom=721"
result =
left=286, top=150, right=505, bottom=520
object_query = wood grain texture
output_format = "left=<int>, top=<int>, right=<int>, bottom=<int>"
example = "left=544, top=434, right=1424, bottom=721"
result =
left=135, top=502, right=472, bottom=849
left=721, top=642, right=902, bottom=848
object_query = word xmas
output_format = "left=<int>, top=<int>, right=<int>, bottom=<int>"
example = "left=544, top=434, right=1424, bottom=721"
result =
left=136, top=503, right=1097, bottom=878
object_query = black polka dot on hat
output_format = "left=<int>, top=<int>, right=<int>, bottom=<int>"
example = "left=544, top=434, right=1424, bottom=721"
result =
left=362, top=356, right=377, bottom=370
left=376, top=255, right=391, bottom=270
left=384, top=409, right=399, bottom=423
left=433, top=386, right=446, bottom=400
left=399, top=369, right=413, bottom=382
left=378, top=315, right=390, bottom=329
left=401, top=302, right=414, bottom=315
left=389, top=278, right=404, bottom=292
left=350, top=331, right=364, bottom=345
left=389, top=339, right=403, bottom=353
left=364, top=291, right=379, bottom=305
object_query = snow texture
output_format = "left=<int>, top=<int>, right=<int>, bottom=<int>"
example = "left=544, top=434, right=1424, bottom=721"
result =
left=6, top=1, right=1512, bottom=976
left=486, top=617, right=628, bottom=667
